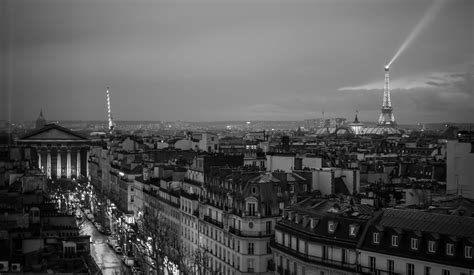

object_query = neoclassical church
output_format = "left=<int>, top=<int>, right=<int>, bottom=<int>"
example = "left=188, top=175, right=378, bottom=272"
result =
left=17, top=111, right=91, bottom=179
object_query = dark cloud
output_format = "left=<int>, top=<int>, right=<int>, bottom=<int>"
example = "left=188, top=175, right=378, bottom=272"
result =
left=2, top=0, right=473, bottom=123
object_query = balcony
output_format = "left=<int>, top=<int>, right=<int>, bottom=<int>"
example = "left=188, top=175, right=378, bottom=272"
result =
left=270, top=241, right=357, bottom=272
left=229, top=227, right=274, bottom=238
left=357, top=266, right=402, bottom=275
left=183, top=178, right=202, bottom=187
left=203, top=215, right=223, bottom=228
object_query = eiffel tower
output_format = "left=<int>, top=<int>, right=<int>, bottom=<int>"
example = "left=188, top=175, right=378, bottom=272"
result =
left=378, top=66, right=397, bottom=126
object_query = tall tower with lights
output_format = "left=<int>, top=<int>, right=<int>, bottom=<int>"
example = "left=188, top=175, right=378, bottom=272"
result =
left=106, top=87, right=115, bottom=134
left=378, top=66, right=397, bottom=126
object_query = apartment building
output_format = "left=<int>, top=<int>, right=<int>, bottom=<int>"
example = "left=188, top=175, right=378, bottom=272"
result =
left=272, top=198, right=374, bottom=275
left=359, top=209, right=474, bottom=275
left=197, top=168, right=308, bottom=274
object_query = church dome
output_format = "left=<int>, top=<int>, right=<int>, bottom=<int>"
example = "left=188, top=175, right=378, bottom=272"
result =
left=35, top=110, right=47, bottom=129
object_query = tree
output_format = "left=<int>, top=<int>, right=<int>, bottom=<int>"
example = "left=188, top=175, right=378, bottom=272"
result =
left=131, top=206, right=189, bottom=275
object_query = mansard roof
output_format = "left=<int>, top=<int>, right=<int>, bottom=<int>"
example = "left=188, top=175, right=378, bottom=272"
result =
left=378, top=209, right=474, bottom=237
left=360, top=208, right=474, bottom=269
left=276, top=200, right=375, bottom=247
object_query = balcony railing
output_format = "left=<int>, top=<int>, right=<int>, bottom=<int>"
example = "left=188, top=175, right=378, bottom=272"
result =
left=183, top=178, right=203, bottom=187
left=271, top=241, right=357, bottom=272
left=229, top=227, right=274, bottom=238
left=357, top=266, right=402, bottom=275
left=203, top=215, right=223, bottom=228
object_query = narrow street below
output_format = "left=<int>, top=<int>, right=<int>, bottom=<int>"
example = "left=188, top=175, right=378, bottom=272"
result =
left=79, top=216, right=130, bottom=275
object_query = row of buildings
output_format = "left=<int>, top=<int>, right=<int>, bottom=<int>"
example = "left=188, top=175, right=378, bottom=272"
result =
left=82, top=123, right=473, bottom=274
left=1, top=116, right=473, bottom=274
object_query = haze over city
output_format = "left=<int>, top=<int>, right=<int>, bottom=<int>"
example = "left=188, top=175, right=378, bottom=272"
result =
left=2, top=1, right=474, bottom=274
left=1, top=0, right=473, bottom=123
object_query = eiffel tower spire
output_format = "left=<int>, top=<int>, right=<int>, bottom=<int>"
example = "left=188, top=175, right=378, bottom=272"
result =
left=378, top=66, right=397, bottom=126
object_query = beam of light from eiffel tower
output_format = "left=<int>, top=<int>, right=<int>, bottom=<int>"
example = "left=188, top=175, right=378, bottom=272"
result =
left=387, top=0, right=445, bottom=67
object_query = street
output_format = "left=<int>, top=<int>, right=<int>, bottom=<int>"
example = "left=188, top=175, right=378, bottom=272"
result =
left=80, top=216, right=130, bottom=275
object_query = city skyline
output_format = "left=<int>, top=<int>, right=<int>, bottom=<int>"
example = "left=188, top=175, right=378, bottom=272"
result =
left=1, top=0, right=473, bottom=123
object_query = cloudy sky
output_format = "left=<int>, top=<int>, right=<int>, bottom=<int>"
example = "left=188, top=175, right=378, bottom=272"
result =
left=1, top=0, right=472, bottom=123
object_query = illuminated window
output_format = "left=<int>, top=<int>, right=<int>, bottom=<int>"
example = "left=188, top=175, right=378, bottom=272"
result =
left=373, top=232, right=380, bottom=244
left=465, top=246, right=472, bottom=258
left=349, top=224, right=359, bottom=237
left=411, top=238, right=418, bottom=250
left=446, top=243, right=454, bottom=256
left=391, top=235, right=399, bottom=247
left=428, top=241, right=436, bottom=253
left=328, top=221, right=336, bottom=233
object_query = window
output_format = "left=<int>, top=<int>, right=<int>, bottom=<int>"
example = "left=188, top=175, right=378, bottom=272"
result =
left=424, top=266, right=431, bottom=275
left=341, top=248, right=347, bottom=264
left=442, top=270, right=450, bottom=275
left=411, top=238, right=418, bottom=250
left=248, top=243, right=254, bottom=255
left=369, top=256, right=376, bottom=272
left=465, top=246, right=472, bottom=258
left=248, top=203, right=256, bottom=216
left=428, top=240, right=436, bottom=253
left=247, top=259, right=254, bottom=273
left=391, top=235, right=399, bottom=247
left=446, top=243, right=454, bottom=256
left=328, top=221, right=335, bottom=233
left=252, top=187, right=257, bottom=194
left=387, top=260, right=394, bottom=275
left=373, top=232, right=380, bottom=244
left=349, top=224, right=359, bottom=237
left=407, top=263, right=415, bottom=275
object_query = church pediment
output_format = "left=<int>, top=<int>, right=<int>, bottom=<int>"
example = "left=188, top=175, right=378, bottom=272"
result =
left=19, top=124, right=88, bottom=141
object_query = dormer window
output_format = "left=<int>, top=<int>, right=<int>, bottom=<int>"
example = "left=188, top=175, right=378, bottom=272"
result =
left=373, top=232, right=380, bottom=244
left=310, top=218, right=319, bottom=229
left=428, top=240, right=436, bottom=253
left=252, top=186, right=257, bottom=194
left=289, top=185, right=295, bottom=192
left=465, top=246, right=472, bottom=259
left=349, top=224, right=360, bottom=237
left=446, top=243, right=454, bottom=256
left=328, top=221, right=337, bottom=233
left=391, top=235, right=399, bottom=247
left=410, top=238, right=418, bottom=250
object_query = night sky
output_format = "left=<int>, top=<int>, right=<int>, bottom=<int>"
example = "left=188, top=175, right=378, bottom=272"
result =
left=1, top=0, right=472, bottom=123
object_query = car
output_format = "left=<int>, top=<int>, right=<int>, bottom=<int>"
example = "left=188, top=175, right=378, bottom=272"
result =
left=107, top=239, right=118, bottom=248
left=114, top=246, right=123, bottom=254
left=131, top=265, right=142, bottom=275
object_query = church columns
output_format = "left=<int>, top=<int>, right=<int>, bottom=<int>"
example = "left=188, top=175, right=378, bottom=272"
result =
left=86, top=150, right=90, bottom=179
left=77, top=150, right=81, bottom=177
left=57, top=148, right=62, bottom=178
left=37, top=149, right=42, bottom=170
left=47, top=150, right=51, bottom=178
left=67, top=149, right=71, bottom=179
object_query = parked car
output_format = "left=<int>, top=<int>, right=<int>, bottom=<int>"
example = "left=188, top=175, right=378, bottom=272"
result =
left=114, top=245, right=123, bottom=254
left=131, top=265, right=142, bottom=275
left=107, top=238, right=118, bottom=248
